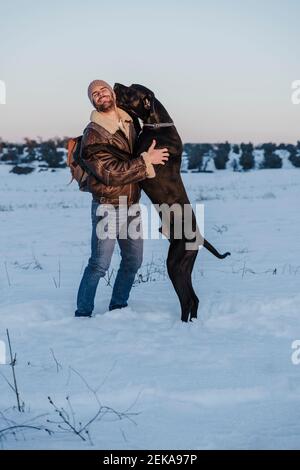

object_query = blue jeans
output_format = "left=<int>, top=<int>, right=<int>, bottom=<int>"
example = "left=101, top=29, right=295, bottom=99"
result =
left=76, top=200, right=143, bottom=315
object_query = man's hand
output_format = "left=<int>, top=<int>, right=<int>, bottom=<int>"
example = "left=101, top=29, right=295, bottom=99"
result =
left=147, top=139, right=169, bottom=165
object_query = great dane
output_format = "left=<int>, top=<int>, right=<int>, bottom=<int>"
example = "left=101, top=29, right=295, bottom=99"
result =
left=114, top=83, right=230, bottom=322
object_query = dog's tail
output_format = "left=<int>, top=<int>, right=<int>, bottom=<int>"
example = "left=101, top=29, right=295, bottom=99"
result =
left=203, top=238, right=231, bottom=259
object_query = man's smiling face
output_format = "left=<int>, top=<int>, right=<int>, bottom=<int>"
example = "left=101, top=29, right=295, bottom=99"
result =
left=92, top=86, right=115, bottom=112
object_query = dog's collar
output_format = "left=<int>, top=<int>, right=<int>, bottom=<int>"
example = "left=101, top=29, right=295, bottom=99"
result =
left=143, top=122, right=174, bottom=129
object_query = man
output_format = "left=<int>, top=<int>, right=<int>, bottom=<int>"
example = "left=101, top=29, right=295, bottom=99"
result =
left=75, top=80, right=169, bottom=317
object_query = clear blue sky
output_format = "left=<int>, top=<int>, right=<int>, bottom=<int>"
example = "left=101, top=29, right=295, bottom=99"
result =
left=1, top=0, right=300, bottom=143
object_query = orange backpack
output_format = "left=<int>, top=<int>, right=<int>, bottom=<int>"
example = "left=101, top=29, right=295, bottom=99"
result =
left=67, top=135, right=89, bottom=191
left=67, top=123, right=107, bottom=191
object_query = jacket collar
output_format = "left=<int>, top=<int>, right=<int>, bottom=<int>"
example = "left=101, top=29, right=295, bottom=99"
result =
left=90, top=107, right=133, bottom=136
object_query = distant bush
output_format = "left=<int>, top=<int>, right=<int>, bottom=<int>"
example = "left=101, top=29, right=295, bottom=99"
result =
left=10, top=165, right=35, bottom=175
left=285, top=144, right=297, bottom=155
left=259, top=142, right=282, bottom=169
left=232, top=144, right=240, bottom=154
left=239, top=143, right=255, bottom=171
left=261, top=152, right=282, bottom=169
left=184, top=143, right=213, bottom=170
left=260, top=142, right=277, bottom=154
left=240, top=152, right=255, bottom=171
left=1, top=147, right=19, bottom=163
left=289, top=153, right=300, bottom=167
left=40, top=141, right=66, bottom=168
left=24, top=149, right=37, bottom=163
left=214, top=142, right=230, bottom=170
left=188, top=145, right=203, bottom=170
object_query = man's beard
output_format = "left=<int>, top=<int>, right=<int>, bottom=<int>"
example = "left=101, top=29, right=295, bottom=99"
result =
left=95, top=96, right=115, bottom=112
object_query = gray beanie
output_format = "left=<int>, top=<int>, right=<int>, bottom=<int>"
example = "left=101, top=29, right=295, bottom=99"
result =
left=87, top=80, right=116, bottom=106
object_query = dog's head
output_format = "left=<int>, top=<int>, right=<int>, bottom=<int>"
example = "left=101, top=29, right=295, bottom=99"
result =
left=113, top=83, right=155, bottom=120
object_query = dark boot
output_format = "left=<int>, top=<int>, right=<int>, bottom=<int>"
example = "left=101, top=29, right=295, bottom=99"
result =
left=108, top=303, right=128, bottom=311
left=74, top=310, right=92, bottom=318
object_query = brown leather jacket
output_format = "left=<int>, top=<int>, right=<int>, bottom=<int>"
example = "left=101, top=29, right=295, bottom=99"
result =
left=80, top=108, right=155, bottom=206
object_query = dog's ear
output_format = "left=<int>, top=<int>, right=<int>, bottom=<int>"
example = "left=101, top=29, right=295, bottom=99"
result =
left=143, top=94, right=152, bottom=110
left=143, top=93, right=155, bottom=116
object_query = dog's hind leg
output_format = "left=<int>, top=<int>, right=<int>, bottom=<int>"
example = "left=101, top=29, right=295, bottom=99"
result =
left=185, top=249, right=199, bottom=320
left=166, top=239, right=196, bottom=322
left=190, top=296, right=199, bottom=320
left=179, top=247, right=199, bottom=321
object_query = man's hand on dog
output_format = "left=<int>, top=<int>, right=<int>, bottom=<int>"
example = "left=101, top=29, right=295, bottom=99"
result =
left=147, top=139, right=169, bottom=165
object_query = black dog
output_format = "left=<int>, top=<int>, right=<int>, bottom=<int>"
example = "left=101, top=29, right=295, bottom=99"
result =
left=114, top=83, right=230, bottom=322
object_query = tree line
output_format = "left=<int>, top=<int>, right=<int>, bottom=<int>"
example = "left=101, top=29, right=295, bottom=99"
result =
left=1, top=138, right=300, bottom=171
left=0, top=137, right=68, bottom=169
left=184, top=141, right=300, bottom=170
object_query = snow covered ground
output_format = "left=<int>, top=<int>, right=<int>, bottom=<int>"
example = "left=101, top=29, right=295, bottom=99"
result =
left=0, top=165, right=300, bottom=449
